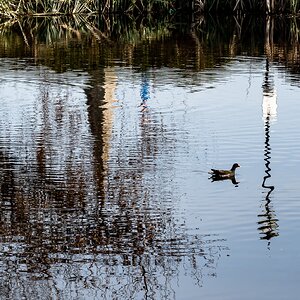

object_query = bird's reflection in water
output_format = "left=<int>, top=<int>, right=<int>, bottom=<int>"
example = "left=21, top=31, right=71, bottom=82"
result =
left=209, top=175, right=239, bottom=187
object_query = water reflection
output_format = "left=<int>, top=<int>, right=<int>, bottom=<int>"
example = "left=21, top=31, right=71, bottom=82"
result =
left=0, top=13, right=299, bottom=299
left=139, top=71, right=150, bottom=112
left=258, top=59, right=279, bottom=242
left=210, top=175, right=239, bottom=186
left=0, top=15, right=299, bottom=77
left=0, top=63, right=226, bottom=299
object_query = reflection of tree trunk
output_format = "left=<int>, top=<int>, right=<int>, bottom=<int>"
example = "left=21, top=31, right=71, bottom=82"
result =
left=265, top=16, right=274, bottom=59
left=85, top=69, right=106, bottom=199
left=190, top=30, right=204, bottom=70
left=229, top=16, right=243, bottom=57
left=266, top=0, right=275, bottom=14
left=85, top=67, right=117, bottom=208
left=101, top=68, right=116, bottom=165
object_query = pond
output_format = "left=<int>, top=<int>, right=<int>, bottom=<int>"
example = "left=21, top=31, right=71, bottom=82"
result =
left=0, top=15, right=299, bottom=300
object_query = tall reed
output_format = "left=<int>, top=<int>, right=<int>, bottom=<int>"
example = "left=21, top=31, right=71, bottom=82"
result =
left=202, top=0, right=299, bottom=13
left=0, top=0, right=299, bottom=17
left=0, top=0, right=99, bottom=16
left=0, top=0, right=174, bottom=17
left=100, top=0, right=174, bottom=13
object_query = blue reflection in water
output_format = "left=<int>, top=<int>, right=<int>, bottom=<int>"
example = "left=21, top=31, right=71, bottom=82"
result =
left=140, top=72, right=150, bottom=112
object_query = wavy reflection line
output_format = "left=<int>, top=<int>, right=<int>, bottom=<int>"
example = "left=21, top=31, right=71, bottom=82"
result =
left=258, top=114, right=278, bottom=242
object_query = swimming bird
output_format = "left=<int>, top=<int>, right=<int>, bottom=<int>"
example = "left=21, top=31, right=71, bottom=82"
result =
left=209, top=163, right=240, bottom=178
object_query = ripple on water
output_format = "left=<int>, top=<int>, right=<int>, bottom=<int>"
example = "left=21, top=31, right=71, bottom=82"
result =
left=0, top=53, right=300, bottom=299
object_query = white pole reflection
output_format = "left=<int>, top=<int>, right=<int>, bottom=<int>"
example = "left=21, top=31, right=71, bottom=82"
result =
left=262, top=86, right=277, bottom=122
left=258, top=58, right=279, bottom=243
left=262, top=59, right=277, bottom=123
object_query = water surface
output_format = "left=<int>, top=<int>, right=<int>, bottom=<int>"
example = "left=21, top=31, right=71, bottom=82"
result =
left=0, top=16, right=300, bottom=300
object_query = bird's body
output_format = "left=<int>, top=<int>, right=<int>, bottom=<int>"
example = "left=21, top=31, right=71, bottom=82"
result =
left=209, top=163, right=240, bottom=178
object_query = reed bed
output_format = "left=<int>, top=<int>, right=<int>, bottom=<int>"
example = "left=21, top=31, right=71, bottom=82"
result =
left=201, top=0, right=300, bottom=14
left=100, top=0, right=175, bottom=13
left=0, top=0, right=99, bottom=18
left=0, top=0, right=299, bottom=18
left=0, top=0, right=174, bottom=17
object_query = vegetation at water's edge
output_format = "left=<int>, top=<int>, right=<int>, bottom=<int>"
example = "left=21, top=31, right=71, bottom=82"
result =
left=0, top=0, right=299, bottom=18
left=0, top=15, right=299, bottom=74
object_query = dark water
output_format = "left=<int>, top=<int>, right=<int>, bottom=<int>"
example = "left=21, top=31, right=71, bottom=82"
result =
left=0, top=16, right=299, bottom=299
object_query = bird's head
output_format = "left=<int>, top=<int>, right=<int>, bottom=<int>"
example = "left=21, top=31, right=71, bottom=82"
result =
left=231, top=163, right=240, bottom=170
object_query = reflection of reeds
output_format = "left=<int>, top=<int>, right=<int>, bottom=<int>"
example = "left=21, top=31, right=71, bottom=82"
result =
left=0, top=14, right=174, bottom=47
left=0, top=14, right=299, bottom=73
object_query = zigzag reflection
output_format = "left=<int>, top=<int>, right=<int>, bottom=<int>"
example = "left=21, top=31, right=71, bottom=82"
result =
left=258, top=59, right=279, bottom=243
